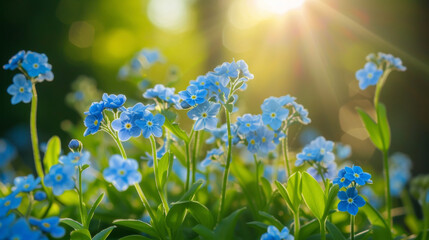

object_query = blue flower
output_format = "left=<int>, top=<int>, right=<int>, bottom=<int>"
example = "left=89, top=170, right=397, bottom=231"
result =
left=337, top=187, right=366, bottom=215
left=102, top=93, right=126, bottom=109
left=21, top=51, right=51, bottom=78
left=190, top=75, right=211, bottom=90
left=141, top=140, right=166, bottom=167
left=179, top=85, right=208, bottom=106
left=103, top=155, right=142, bottom=191
left=278, top=95, right=296, bottom=106
left=86, top=101, right=105, bottom=115
left=256, top=126, right=276, bottom=154
left=135, top=112, right=165, bottom=138
left=307, top=162, right=337, bottom=182
left=246, top=132, right=260, bottom=154
left=34, top=191, right=47, bottom=201
left=291, top=102, right=311, bottom=125
left=355, top=62, right=383, bottom=90
left=187, top=102, right=221, bottom=131
left=236, top=60, right=254, bottom=79
left=333, top=168, right=352, bottom=189
left=44, top=164, right=75, bottom=196
left=237, top=114, right=261, bottom=135
left=0, top=193, right=22, bottom=217
left=141, top=49, right=163, bottom=65
left=29, top=217, right=65, bottom=238
left=201, top=148, right=224, bottom=168
left=390, top=169, right=409, bottom=197
left=68, top=139, right=81, bottom=151
left=13, top=174, right=40, bottom=193
left=260, top=225, right=294, bottom=240
left=0, top=214, right=15, bottom=238
left=206, top=74, right=230, bottom=99
left=143, top=84, right=180, bottom=104
left=9, top=218, right=42, bottom=240
left=83, top=113, right=103, bottom=137
left=59, top=151, right=90, bottom=167
left=378, top=53, right=406, bottom=71
left=336, top=143, right=351, bottom=159
left=0, top=139, right=16, bottom=168
left=261, top=98, right=289, bottom=130
left=3, top=50, right=25, bottom=70
left=263, top=166, right=287, bottom=183
left=213, top=61, right=239, bottom=80
left=360, top=186, right=382, bottom=209
left=295, top=136, right=335, bottom=166
left=7, top=74, right=33, bottom=105
left=205, top=125, right=227, bottom=144
left=112, top=112, right=144, bottom=141
left=344, top=166, right=372, bottom=186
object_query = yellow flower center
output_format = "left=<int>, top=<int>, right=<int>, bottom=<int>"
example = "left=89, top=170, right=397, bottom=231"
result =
left=147, top=121, right=153, bottom=126
left=320, top=148, right=325, bottom=154
left=72, top=156, right=80, bottom=163
left=215, top=81, right=220, bottom=86
left=262, top=137, right=266, bottom=143
left=4, top=200, right=11, bottom=207
left=119, top=170, right=125, bottom=175
left=340, top=177, right=345, bottom=182
left=191, top=95, right=197, bottom=100
left=354, top=173, right=359, bottom=178
left=246, top=123, right=250, bottom=127
left=348, top=198, right=353, bottom=203
left=250, top=139, right=255, bottom=145
left=367, top=73, right=373, bottom=78
left=200, top=82, right=205, bottom=86
left=93, top=120, right=98, bottom=126
left=24, top=184, right=30, bottom=189
left=43, top=222, right=51, bottom=228
left=202, top=113, right=208, bottom=118
left=19, top=87, right=24, bottom=93
left=125, top=123, right=132, bottom=129
left=33, top=63, right=39, bottom=69
left=270, top=113, right=276, bottom=118
left=55, top=174, right=63, bottom=181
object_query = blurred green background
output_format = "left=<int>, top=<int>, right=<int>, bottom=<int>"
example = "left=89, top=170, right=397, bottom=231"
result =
left=1, top=0, right=428, bottom=174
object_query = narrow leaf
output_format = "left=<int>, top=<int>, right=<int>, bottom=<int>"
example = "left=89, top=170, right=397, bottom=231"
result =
left=376, top=103, right=391, bottom=150
left=43, top=136, right=61, bottom=174
left=92, top=226, right=116, bottom=240
left=179, top=179, right=204, bottom=201
left=213, top=207, right=246, bottom=240
left=356, top=108, right=383, bottom=150
left=85, top=193, right=104, bottom=228
left=60, top=218, right=83, bottom=230
left=193, top=224, right=215, bottom=240
left=326, top=221, right=346, bottom=240
left=113, top=219, right=158, bottom=238
left=70, top=229, right=91, bottom=240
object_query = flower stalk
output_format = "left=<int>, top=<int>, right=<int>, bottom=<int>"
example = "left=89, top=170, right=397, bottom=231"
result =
left=218, top=108, right=232, bottom=222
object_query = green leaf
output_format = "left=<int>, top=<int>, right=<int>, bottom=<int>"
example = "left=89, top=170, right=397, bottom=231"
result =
left=260, top=177, right=272, bottom=205
left=275, top=180, right=294, bottom=213
left=376, top=103, right=391, bottom=150
left=224, top=103, right=234, bottom=113
left=85, top=193, right=104, bottom=228
left=323, top=184, right=339, bottom=219
left=61, top=218, right=83, bottom=230
left=70, top=229, right=92, bottom=240
left=92, top=226, right=116, bottom=240
left=43, top=136, right=61, bottom=174
left=119, top=235, right=153, bottom=240
left=258, top=211, right=284, bottom=230
left=213, top=207, right=246, bottom=240
left=166, top=200, right=214, bottom=231
left=161, top=110, right=190, bottom=143
left=299, top=219, right=319, bottom=240
left=113, top=219, right=159, bottom=238
left=247, top=221, right=269, bottom=231
left=326, top=221, right=346, bottom=240
left=157, top=152, right=170, bottom=188
left=193, top=224, right=215, bottom=240
left=360, top=202, right=391, bottom=238
left=179, top=179, right=204, bottom=201
left=356, top=108, right=383, bottom=150
left=301, top=172, right=325, bottom=220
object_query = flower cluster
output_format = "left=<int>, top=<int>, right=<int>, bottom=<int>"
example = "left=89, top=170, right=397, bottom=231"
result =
left=260, top=225, right=294, bottom=240
left=3, top=50, right=54, bottom=105
left=334, top=165, right=372, bottom=215
left=355, top=52, right=406, bottom=90
left=0, top=172, right=65, bottom=239
left=103, top=154, right=142, bottom=191
left=143, top=84, right=180, bottom=108
left=118, top=48, right=164, bottom=79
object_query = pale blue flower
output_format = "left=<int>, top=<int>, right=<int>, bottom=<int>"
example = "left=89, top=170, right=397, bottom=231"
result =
left=355, top=62, right=383, bottom=90
left=7, top=74, right=33, bottom=105
left=187, top=102, right=221, bottom=131
left=44, top=164, right=75, bottom=196
left=103, top=155, right=142, bottom=191
left=3, top=50, right=25, bottom=70
left=135, top=112, right=165, bottom=138
left=260, top=225, right=294, bottom=240
left=29, top=217, right=65, bottom=238
left=13, top=174, right=40, bottom=193
left=59, top=151, right=90, bottom=167
left=261, top=98, right=289, bottom=130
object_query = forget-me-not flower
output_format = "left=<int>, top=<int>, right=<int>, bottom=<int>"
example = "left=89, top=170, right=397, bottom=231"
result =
left=29, top=217, right=65, bottom=238
left=337, top=187, right=366, bottom=215
left=83, top=113, right=103, bottom=137
left=187, top=102, right=221, bottom=131
left=13, top=174, right=40, bottom=193
left=237, top=114, right=261, bottom=135
left=256, top=126, right=276, bottom=154
left=260, top=225, right=294, bottom=240
left=344, top=166, right=372, bottom=186
left=333, top=168, right=352, bottom=189
left=103, top=155, right=142, bottom=191
left=307, top=161, right=337, bottom=182
left=201, top=148, right=224, bottom=168
left=336, top=143, right=352, bottom=159
left=34, top=191, right=47, bottom=201
left=0, top=213, right=15, bottom=238
left=0, top=193, right=22, bottom=217
left=9, top=218, right=42, bottom=240
left=0, top=139, right=16, bottom=168
left=135, top=112, right=165, bottom=138
left=236, top=60, right=254, bottom=79
left=7, top=74, right=33, bottom=105
left=378, top=53, right=406, bottom=71
left=355, top=62, right=383, bottom=90
left=59, top=151, right=90, bottom=167
left=143, top=84, right=180, bottom=105
left=295, top=136, right=335, bottom=166
left=21, top=51, right=52, bottom=78
left=213, top=61, right=239, bottom=80
left=102, top=93, right=126, bottom=109
left=44, top=164, right=75, bottom=196
left=3, top=50, right=25, bottom=70
left=179, top=85, right=207, bottom=106
left=261, top=98, right=289, bottom=130
left=291, top=102, right=311, bottom=125
left=112, top=112, right=144, bottom=141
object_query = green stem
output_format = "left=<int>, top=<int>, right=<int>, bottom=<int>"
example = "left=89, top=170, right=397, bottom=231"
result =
left=350, top=215, right=355, bottom=240
left=294, top=211, right=300, bottom=240
left=26, top=192, right=33, bottom=218
left=253, top=154, right=262, bottom=205
left=281, top=129, right=291, bottom=178
left=192, top=131, right=200, bottom=184
left=185, top=142, right=191, bottom=191
left=320, top=218, right=326, bottom=240
left=150, top=135, right=169, bottom=213
left=423, top=202, right=429, bottom=240
left=30, top=83, right=44, bottom=180
left=382, top=149, right=392, bottom=229
left=218, top=109, right=233, bottom=222
left=374, top=69, right=392, bottom=107
left=78, top=166, right=86, bottom=227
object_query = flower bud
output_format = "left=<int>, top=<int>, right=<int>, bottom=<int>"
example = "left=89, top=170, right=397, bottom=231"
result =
left=68, top=139, right=82, bottom=152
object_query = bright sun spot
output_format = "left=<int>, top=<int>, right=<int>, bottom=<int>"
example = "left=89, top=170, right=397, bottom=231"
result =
left=255, top=0, right=306, bottom=15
